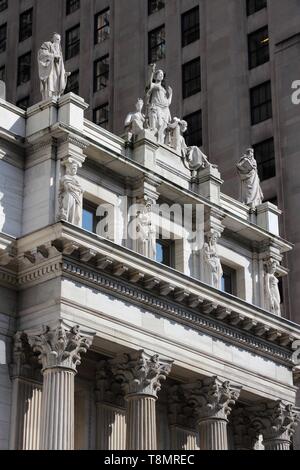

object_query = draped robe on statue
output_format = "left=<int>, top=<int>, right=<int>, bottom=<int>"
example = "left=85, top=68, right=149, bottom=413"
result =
left=38, top=41, right=67, bottom=100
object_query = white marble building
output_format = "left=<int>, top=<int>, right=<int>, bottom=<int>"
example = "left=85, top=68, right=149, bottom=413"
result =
left=0, top=90, right=300, bottom=451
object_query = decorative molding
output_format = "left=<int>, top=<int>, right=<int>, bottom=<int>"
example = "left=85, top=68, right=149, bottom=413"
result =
left=95, top=360, right=125, bottom=408
left=109, top=350, right=173, bottom=398
left=181, top=376, right=241, bottom=421
left=27, top=321, right=95, bottom=372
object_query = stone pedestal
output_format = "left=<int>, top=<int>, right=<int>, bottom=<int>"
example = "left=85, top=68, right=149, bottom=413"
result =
left=110, top=350, right=173, bottom=451
left=194, top=166, right=223, bottom=204
left=28, top=322, right=94, bottom=450
left=182, top=376, right=241, bottom=451
left=256, top=202, right=281, bottom=236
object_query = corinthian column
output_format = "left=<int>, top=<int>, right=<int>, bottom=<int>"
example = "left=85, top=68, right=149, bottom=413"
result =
left=250, top=401, right=300, bottom=451
left=28, top=322, right=94, bottom=450
left=110, top=350, right=173, bottom=450
left=183, top=376, right=241, bottom=450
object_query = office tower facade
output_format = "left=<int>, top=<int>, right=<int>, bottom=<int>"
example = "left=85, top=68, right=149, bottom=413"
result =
left=0, top=0, right=300, bottom=325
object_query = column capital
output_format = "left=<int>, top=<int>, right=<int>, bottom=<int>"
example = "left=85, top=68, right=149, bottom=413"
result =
left=250, top=401, right=300, bottom=444
left=110, top=350, right=173, bottom=398
left=27, top=322, right=95, bottom=373
left=230, top=406, right=258, bottom=450
left=182, top=376, right=241, bottom=421
left=11, top=332, right=41, bottom=381
left=95, top=360, right=125, bottom=407
left=168, top=385, right=195, bottom=429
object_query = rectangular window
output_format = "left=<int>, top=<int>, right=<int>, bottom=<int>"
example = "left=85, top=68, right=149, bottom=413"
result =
left=250, top=81, right=272, bottom=125
left=247, top=0, right=267, bottom=16
left=94, top=9, right=110, bottom=44
left=66, top=0, right=80, bottom=15
left=66, top=24, right=80, bottom=60
left=19, top=9, right=33, bottom=42
left=253, top=138, right=276, bottom=181
left=82, top=200, right=97, bottom=233
left=183, top=58, right=201, bottom=99
left=17, top=52, right=31, bottom=85
left=65, top=70, right=79, bottom=95
left=0, top=23, right=6, bottom=53
left=221, top=266, right=237, bottom=296
left=156, top=239, right=174, bottom=268
left=182, top=7, right=200, bottom=47
left=0, top=65, right=5, bottom=81
left=0, top=1, right=7, bottom=13
left=148, top=0, right=165, bottom=15
left=248, top=26, right=269, bottom=69
left=93, top=103, right=109, bottom=129
left=183, top=110, right=203, bottom=147
left=94, top=55, right=109, bottom=92
left=16, top=96, right=29, bottom=110
left=148, top=25, right=165, bottom=64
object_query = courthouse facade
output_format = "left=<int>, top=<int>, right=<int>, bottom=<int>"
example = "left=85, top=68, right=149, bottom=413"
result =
left=0, top=90, right=300, bottom=450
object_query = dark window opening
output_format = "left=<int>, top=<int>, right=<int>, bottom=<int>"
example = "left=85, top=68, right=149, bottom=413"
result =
left=183, top=110, right=203, bottom=147
left=247, top=0, right=267, bottom=16
left=148, top=0, right=165, bottom=15
left=148, top=25, right=165, bottom=63
left=0, top=1, right=8, bottom=13
left=93, top=103, right=109, bottom=129
left=0, top=65, right=5, bottom=81
left=183, top=57, right=201, bottom=99
left=65, top=70, right=79, bottom=95
left=19, top=9, right=33, bottom=42
left=17, top=52, right=31, bottom=85
left=250, top=81, right=272, bottom=125
left=248, top=26, right=269, bottom=69
left=182, top=6, right=200, bottom=47
left=221, top=266, right=237, bottom=295
left=0, top=23, right=7, bottom=52
left=95, top=9, right=110, bottom=44
left=253, top=138, right=276, bottom=181
left=156, top=238, right=174, bottom=268
left=66, top=0, right=80, bottom=15
left=66, top=24, right=80, bottom=60
left=94, top=55, right=109, bottom=92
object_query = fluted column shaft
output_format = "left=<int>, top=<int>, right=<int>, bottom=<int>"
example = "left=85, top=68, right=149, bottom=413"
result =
left=126, top=394, right=157, bottom=450
left=9, top=378, right=42, bottom=450
left=263, top=439, right=290, bottom=451
left=96, top=403, right=126, bottom=450
left=170, top=426, right=199, bottom=450
left=198, top=418, right=228, bottom=450
left=40, top=368, right=75, bottom=450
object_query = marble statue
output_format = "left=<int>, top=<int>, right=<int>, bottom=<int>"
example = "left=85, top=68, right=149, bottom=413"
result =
left=203, top=231, right=223, bottom=289
left=265, top=259, right=281, bottom=316
left=237, top=148, right=264, bottom=210
left=168, top=118, right=213, bottom=171
left=124, top=98, right=145, bottom=141
left=38, top=33, right=70, bottom=101
left=146, top=64, right=173, bottom=144
left=136, top=199, right=157, bottom=260
left=58, top=160, right=83, bottom=226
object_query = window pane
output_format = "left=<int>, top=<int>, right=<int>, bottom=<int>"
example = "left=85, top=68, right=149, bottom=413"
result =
left=17, top=52, right=31, bottom=85
left=82, top=208, right=95, bottom=232
left=183, top=58, right=201, bottom=99
left=156, top=240, right=173, bottom=267
left=66, top=25, right=80, bottom=60
left=0, top=23, right=6, bottom=53
left=148, top=25, right=165, bottom=64
left=183, top=110, right=202, bottom=147
left=94, top=55, right=109, bottom=92
left=66, top=0, right=80, bottom=15
left=248, top=26, right=269, bottom=69
left=65, top=70, right=79, bottom=94
left=19, top=9, right=33, bottom=42
left=94, top=9, right=110, bottom=44
left=0, top=1, right=8, bottom=13
left=253, top=138, right=276, bottom=181
left=246, top=0, right=267, bottom=16
left=221, top=266, right=236, bottom=295
left=182, top=7, right=200, bottom=47
left=93, top=103, right=109, bottom=129
left=250, top=81, right=272, bottom=125
left=148, top=0, right=165, bottom=15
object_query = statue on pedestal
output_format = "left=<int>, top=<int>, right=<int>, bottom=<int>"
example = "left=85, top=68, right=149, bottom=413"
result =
left=58, top=160, right=83, bottom=226
left=203, top=231, right=223, bottom=289
left=264, top=259, right=281, bottom=316
left=168, top=118, right=214, bottom=171
left=145, top=64, right=173, bottom=144
left=38, top=33, right=70, bottom=101
left=136, top=199, right=157, bottom=260
left=124, top=99, right=145, bottom=141
left=237, top=148, right=264, bottom=210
